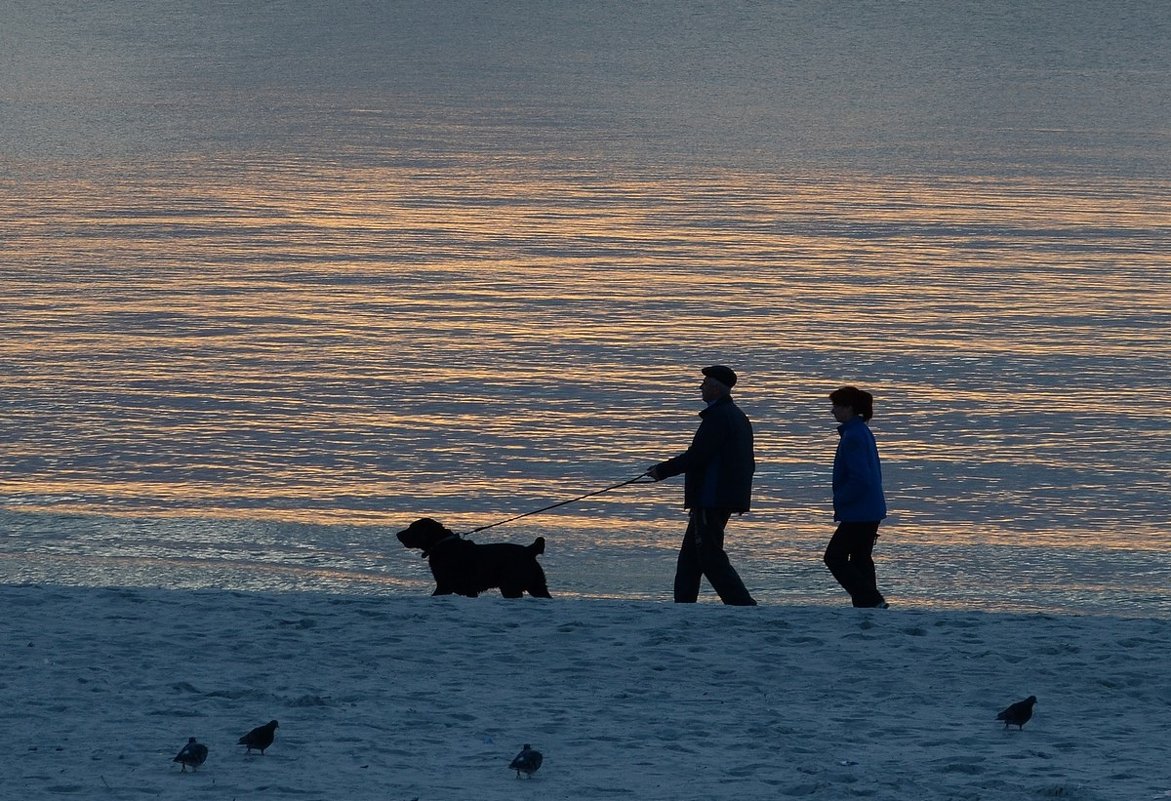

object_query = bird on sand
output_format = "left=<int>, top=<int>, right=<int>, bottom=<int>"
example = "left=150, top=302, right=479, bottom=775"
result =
left=509, top=743, right=543, bottom=778
left=996, top=695, right=1037, bottom=729
left=238, top=719, right=279, bottom=754
left=173, top=737, right=208, bottom=772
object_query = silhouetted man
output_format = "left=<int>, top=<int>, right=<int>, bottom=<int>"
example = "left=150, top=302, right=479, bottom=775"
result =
left=647, top=365, right=757, bottom=606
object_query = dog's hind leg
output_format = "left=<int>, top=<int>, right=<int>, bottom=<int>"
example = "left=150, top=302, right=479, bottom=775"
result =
left=527, top=563, right=552, bottom=598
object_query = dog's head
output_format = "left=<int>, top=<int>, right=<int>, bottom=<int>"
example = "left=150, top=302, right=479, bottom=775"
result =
left=396, top=517, right=454, bottom=551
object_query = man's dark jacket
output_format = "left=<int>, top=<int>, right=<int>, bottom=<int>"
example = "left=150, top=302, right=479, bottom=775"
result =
left=653, top=395, right=754, bottom=512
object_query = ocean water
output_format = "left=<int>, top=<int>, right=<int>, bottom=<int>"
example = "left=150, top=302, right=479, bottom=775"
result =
left=2, top=1, right=1169, bottom=615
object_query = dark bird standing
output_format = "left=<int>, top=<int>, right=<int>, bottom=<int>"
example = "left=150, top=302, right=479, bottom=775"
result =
left=509, top=743, right=543, bottom=778
left=996, top=695, right=1037, bottom=729
left=173, top=737, right=208, bottom=772
left=238, top=719, right=279, bottom=754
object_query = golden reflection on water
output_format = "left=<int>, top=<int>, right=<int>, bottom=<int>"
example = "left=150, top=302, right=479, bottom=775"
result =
left=3, top=162, right=1170, bottom=580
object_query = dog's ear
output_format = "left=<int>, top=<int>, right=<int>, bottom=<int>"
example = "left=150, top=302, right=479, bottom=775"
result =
left=398, top=517, right=435, bottom=533
left=396, top=518, right=426, bottom=542
left=418, top=517, right=457, bottom=535
left=397, top=517, right=453, bottom=540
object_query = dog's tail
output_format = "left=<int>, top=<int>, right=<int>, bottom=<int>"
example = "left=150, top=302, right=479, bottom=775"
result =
left=528, top=536, right=546, bottom=556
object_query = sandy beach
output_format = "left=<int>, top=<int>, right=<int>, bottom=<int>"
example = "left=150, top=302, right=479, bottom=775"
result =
left=4, top=584, right=1168, bottom=801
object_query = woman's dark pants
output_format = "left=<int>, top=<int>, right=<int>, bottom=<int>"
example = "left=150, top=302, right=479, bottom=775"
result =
left=823, top=520, right=886, bottom=607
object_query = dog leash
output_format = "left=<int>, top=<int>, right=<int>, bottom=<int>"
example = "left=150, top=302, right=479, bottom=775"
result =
left=455, top=472, right=655, bottom=537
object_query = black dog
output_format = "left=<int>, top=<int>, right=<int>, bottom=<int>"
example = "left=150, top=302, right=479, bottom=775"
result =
left=396, top=517, right=552, bottom=598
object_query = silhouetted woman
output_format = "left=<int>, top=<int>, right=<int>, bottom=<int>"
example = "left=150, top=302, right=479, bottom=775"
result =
left=824, top=386, right=888, bottom=608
